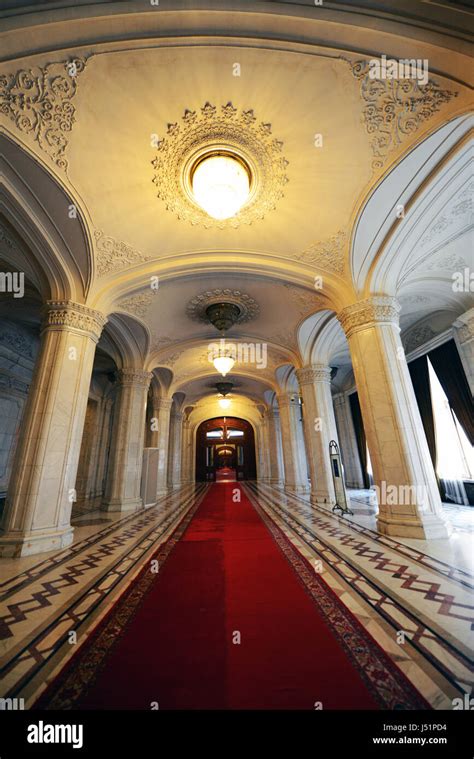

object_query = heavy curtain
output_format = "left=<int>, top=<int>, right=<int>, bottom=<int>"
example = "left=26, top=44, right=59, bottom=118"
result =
left=429, top=340, right=474, bottom=445
left=349, top=392, right=371, bottom=489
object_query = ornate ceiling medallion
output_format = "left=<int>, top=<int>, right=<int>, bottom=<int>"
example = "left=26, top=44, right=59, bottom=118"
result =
left=151, top=102, right=289, bottom=228
left=186, top=289, right=260, bottom=325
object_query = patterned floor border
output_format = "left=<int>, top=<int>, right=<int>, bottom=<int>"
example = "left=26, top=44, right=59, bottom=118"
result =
left=269, top=484, right=474, bottom=588
left=0, top=489, right=184, bottom=601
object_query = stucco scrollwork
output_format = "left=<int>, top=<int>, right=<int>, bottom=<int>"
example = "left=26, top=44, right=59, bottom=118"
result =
left=403, top=324, right=436, bottom=353
left=117, top=292, right=153, bottom=319
left=95, top=230, right=150, bottom=278
left=0, top=58, right=86, bottom=170
left=350, top=60, right=457, bottom=171
left=295, top=230, right=346, bottom=274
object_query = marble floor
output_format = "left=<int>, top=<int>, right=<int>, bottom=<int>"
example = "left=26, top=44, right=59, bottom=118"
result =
left=343, top=489, right=474, bottom=575
left=0, top=482, right=472, bottom=710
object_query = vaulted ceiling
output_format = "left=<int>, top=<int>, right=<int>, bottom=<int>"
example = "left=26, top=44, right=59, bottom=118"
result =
left=0, top=0, right=472, bottom=415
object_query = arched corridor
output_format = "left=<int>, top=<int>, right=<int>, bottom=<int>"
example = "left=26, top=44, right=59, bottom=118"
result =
left=0, top=0, right=473, bottom=737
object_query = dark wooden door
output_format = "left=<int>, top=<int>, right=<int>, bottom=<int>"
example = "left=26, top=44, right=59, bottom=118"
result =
left=195, top=417, right=257, bottom=481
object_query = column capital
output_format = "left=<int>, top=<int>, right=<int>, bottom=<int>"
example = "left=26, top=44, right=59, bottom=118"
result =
left=277, top=392, right=300, bottom=409
left=297, top=364, right=332, bottom=386
left=264, top=407, right=279, bottom=420
left=154, top=397, right=174, bottom=412
left=453, top=308, right=474, bottom=344
left=118, top=368, right=153, bottom=388
left=42, top=300, right=107, bottom=343
left=338, top=296, right=400, bottom=338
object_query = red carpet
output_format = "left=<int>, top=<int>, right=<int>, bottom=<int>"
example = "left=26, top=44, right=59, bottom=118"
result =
left=37, top=484, right=428, bottom=710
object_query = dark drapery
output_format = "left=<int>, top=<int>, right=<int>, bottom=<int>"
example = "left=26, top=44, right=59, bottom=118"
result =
left=429, top=340, right=474, bottom=445
left=408, top=355, right=437, bottom=470
left=349, top=392, right=371, bottom=489
left=408, top=355, right=444, bottom=499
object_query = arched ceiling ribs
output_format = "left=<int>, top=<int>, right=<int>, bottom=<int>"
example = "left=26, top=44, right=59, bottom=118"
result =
left=0, top=133, right=94, bottom=302
left=275, top=364, right=299, bottom=394
left=351, top=113, right=473, bottom=298
left=91, top=257, right=344, bottom=316
left=104, top=312, right=149, bottom=369
left=172, top=391, right=186, bottom=411
left=153, top=367, right=174, bottom=397
left=1, top=3, right=472, bottom=87
left=187, top=398, right=262, bottom=433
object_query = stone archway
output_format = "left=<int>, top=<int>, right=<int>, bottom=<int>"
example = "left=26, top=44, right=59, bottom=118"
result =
left=195, top=416, right=257, bottom=482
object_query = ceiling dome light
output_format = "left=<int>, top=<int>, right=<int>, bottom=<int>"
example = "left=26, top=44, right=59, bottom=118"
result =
left=213, top=355, right=235, bottom=377
left=192, top=152, right=251, bottom=220
left=218, top=398, right=231, bottom=410
left=215, top=381, right=233, bottom=396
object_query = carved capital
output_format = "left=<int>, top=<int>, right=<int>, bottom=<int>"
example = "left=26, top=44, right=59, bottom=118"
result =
left=277, top=392, right=299, bottom=409
left=118, top=368, right=153, bottom=388
left=297, top=364, right=332, bottom=386
left=453, top=309, right=474, bottom=345
left=338, top=297, right=400, bottom=338
left=42, top=301, right=107, bottom=343
left=154, top=398, right=174, bottom=413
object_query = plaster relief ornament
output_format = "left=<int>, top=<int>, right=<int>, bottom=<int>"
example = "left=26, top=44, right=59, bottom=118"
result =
left=95, top=230, right=150, bottom=277
left=187, top=289, right=260, bottom=325
left=151, top=103, right=289, bottom=228
left=0, top=58, right=86, bottom=171
left=350, top=60, right=457, bottom=171
left=295, top=230, right=346, bottom=274
left=117, top=292, right=153, bottom=319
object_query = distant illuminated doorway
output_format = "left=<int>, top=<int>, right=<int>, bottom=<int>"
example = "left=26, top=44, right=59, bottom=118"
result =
left=195, top=417, right=257, bottom=482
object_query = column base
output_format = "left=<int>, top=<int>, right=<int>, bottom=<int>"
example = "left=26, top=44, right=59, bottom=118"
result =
left=285, top=484, right=310, bottom=495
left=101, top=497, right=142, bottom=513
left=377, top=513, right=452, bottom=540
left=0, top=525, right=74, bottom=557
left=155, top=489, right=169, bottom=499
left=310, top=493, right=336, bottom=509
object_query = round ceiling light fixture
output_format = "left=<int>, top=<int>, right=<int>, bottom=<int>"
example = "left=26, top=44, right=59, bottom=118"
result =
left=213, top=353, right=235, bottom=378
left=206, top=302, right=241, bottom=333
left=190, top=151, right=252, bottom=220
left=218, top=397, right=231, bottom=410
left=215, top=381, right=233, bottom=397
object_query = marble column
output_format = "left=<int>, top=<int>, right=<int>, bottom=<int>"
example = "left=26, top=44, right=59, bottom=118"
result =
left=155, top=398, right=173, bottom=497
left=0, top=301, right=106, bottom=556
left=338, top=296, right=450, bottom=539
left=168, top=410, right=184, bottom=489
left=297, top=365, right=344, bottom=508
left=264, top=408, right=283, bottom=485
left=93, top=397, right=114, bottom=498
left=102, top=368, right=152, bottom=512
left=180, top=418, right=193, bottom=484
left=277, top=393, right=309, bottom=494
left=453, top=308, right=474, bottom=396
left=147, top=399, right=161, bottom=448
left=333, top=392, right=365, bottom=488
